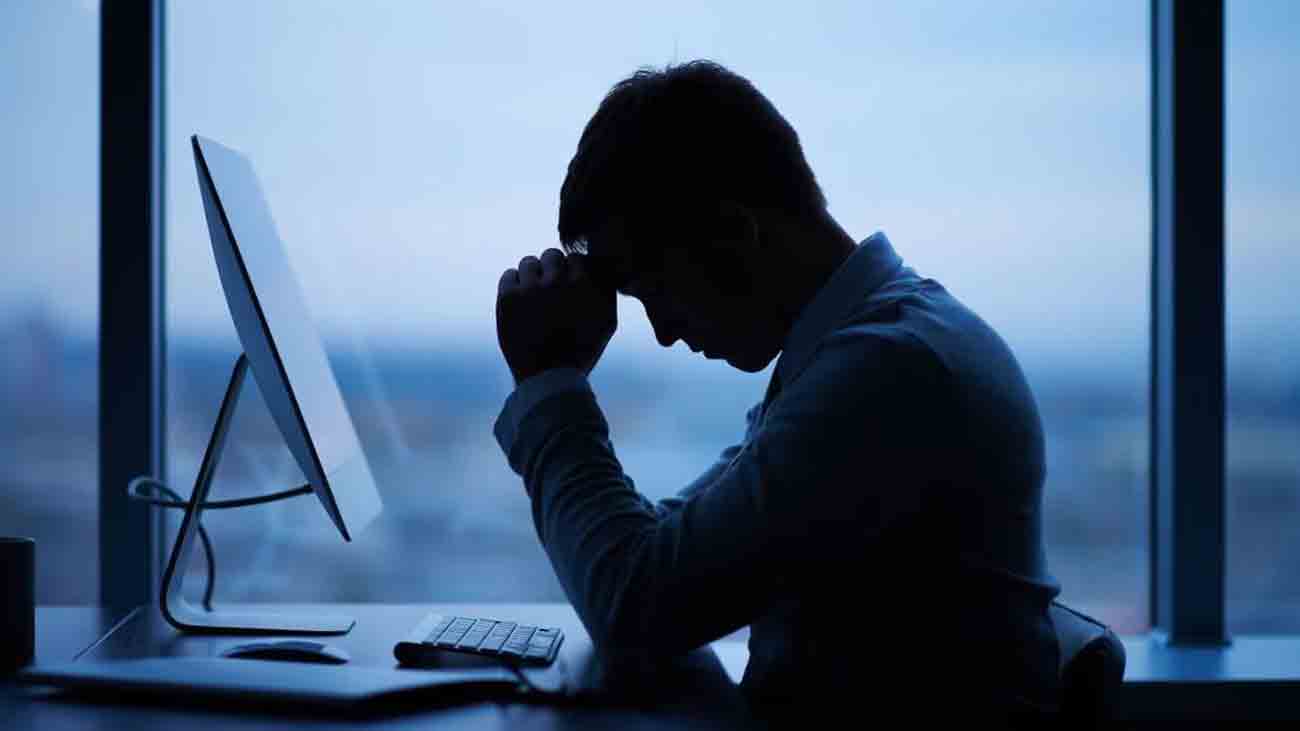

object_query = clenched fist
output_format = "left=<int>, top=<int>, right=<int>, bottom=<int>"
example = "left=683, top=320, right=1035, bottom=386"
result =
left=496, top=248, right=617, bottom=385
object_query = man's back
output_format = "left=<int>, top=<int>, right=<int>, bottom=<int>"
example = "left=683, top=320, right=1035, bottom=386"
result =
left=734, top=235, right=1060, bottom=713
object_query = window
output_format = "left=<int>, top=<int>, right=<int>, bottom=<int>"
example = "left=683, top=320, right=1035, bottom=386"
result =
left=164, top=1, right=1149, bottom=627
left=1226, top=0, right=1300, bottom=634
left=0, top=1, right=99, bottom=603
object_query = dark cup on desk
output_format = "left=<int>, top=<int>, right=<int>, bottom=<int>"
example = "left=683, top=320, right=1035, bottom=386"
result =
left=1, top=537, right=35, bottom=672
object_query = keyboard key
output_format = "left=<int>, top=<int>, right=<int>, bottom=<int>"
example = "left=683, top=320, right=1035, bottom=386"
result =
left=507, top=626, right=536, bottom=644
left=456, top=634, right=490, bottom=650
left=435, top=617, right=475, bottom=647
left=465, top=626, right=493, bottom=637
left=479, top=622, right=514, bottom=653
left=423, top=616, right=453, bottom=644
left=502, top=642, right=530, bottom=657
left=446, top=616, right=475, bottom=631
left=502, top=626, right=535, bottom=657
left=456, top=619, right=497, bottom=649
left=525, top=632, right=556, bottom=659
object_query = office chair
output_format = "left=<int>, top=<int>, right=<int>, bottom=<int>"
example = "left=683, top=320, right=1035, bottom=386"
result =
left=1050, top=600, right=1126, bottom=724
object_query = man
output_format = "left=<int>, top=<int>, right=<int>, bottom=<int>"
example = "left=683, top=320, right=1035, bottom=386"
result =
left=493, top=60, right=1061, bottom=717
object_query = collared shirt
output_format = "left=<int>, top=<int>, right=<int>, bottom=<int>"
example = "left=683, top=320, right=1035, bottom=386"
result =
left=494, top=232, right=1062, bottom=713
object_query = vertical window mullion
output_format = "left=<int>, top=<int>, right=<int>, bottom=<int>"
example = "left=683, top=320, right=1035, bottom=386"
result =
left=99, top=0, right=165, bottom=611
left=1150, top=0, right=1228, bottom=645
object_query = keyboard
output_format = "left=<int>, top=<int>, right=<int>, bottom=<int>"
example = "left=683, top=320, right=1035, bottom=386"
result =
left=393, top=612, right=564, bottom=667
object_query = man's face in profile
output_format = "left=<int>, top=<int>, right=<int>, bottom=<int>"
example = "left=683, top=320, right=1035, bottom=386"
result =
left=586, top=216, right=783, bottom=373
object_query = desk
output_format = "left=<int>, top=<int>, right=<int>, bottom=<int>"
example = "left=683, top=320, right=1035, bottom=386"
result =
left=2, top=604, right=761, bottom=730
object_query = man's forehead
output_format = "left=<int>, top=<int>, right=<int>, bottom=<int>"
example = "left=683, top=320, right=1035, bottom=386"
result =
left=588, top=214, right=632, bottom=243
left=584, top=252, right=636, bottom=292
left=583, top=216, right=665, bottom=290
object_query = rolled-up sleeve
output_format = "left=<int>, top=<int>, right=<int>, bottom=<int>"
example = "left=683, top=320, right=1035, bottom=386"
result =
left=494, top=332, right=942, bottom=658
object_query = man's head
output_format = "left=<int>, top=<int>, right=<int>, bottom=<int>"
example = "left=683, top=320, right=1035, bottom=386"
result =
left=558, top=60, right=847, bottom=373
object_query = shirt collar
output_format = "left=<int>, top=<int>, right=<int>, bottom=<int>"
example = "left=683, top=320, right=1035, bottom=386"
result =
left=773, top=231, right=904, bottom=386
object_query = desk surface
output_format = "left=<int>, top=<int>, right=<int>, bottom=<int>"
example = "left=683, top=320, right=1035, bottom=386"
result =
left=2, top=604, right=761, bottom=730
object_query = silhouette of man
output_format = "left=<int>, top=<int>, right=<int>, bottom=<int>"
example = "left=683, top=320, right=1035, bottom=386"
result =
left=494, top=60, right=1061, bottom=718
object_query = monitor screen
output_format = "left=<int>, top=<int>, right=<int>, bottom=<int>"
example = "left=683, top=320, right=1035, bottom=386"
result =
left=193, top=135, right=382, bottom=541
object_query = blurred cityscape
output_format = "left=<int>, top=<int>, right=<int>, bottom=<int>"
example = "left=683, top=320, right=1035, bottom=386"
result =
left=3, top=307, right=1296, bottom=635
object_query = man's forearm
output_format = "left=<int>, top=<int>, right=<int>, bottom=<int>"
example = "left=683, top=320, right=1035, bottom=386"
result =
left=496, top=375, right=783, bottom=659
left=501, top=387, right=669, bottom=652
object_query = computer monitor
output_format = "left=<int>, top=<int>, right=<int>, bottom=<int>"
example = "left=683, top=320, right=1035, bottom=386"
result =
left=158, top=136, right=382, bottom=635
left=194, top=135, right=382, bottom=541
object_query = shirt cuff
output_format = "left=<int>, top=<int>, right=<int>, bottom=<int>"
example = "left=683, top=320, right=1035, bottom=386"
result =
left=494, top=367, right=591, bottom=459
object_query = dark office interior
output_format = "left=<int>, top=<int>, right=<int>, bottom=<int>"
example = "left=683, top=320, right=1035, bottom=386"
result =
left=2, top=0, right=1298, bottom=726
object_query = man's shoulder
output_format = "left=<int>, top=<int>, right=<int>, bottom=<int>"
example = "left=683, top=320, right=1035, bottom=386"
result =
left=828, top=276, right=1010, bottom=376
left=794, top=312, right=949, bottom=401
left=821, top=318, right=935, bottom=365
left=818, top=293, right=948, bottom=373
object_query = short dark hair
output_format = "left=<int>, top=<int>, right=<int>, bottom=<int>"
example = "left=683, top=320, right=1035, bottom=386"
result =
left=557, top=60, right=827, bottom=257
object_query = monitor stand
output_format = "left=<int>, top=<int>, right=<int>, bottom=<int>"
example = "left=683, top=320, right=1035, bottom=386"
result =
left=159, top=354, right=355, bottom=635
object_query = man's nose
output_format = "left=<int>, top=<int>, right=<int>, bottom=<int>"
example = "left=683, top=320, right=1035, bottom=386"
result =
left=645, top=306, right=681, bottom=348
left=653, top=323, right=679, bottom=348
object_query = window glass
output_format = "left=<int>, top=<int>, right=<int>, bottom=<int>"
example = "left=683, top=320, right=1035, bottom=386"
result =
left=167, top=1, right=1149, bottom=630
left=1226, top=0, right=1300, bottom=634
left=0, top=1, right=100, bottom=603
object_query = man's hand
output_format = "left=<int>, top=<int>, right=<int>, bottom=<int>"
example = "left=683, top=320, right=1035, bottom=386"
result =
left=496, top=249, right=617, bottom=385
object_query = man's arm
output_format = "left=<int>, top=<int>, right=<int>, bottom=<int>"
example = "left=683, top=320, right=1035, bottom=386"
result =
left=496, top=332, right=941, bottom=659
left=495, top=367, right=757, bottom=519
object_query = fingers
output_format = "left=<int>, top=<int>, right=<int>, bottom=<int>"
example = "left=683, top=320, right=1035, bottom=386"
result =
left=503, top=248, right=585, bottom=300
left=517, top=256, right=543, bottom=287
left=539, top=248, right=565, bottom=285
left=498, top=267, right=519, bottom=296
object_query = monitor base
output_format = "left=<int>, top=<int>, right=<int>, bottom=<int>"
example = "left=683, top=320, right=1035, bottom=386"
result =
left=158, top=354, right=353, bottom=636
left=164, top=599, right=355, bottom=635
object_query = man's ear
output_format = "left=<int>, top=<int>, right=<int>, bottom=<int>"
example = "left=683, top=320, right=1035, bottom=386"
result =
left=714, top=200, right=759, bottom=252
left=703, top=200, right=761, bottom=296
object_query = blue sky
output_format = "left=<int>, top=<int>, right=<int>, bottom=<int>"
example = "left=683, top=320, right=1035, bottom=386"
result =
left=2, top=1, right=1295, bottom=378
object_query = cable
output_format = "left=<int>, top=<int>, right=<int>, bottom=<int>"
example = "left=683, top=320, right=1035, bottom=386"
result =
left=128, top=479, right=218, bottom=611
left=126, top=476, right=312, bottom=612
left=128, top=477, right=312, bottom=509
